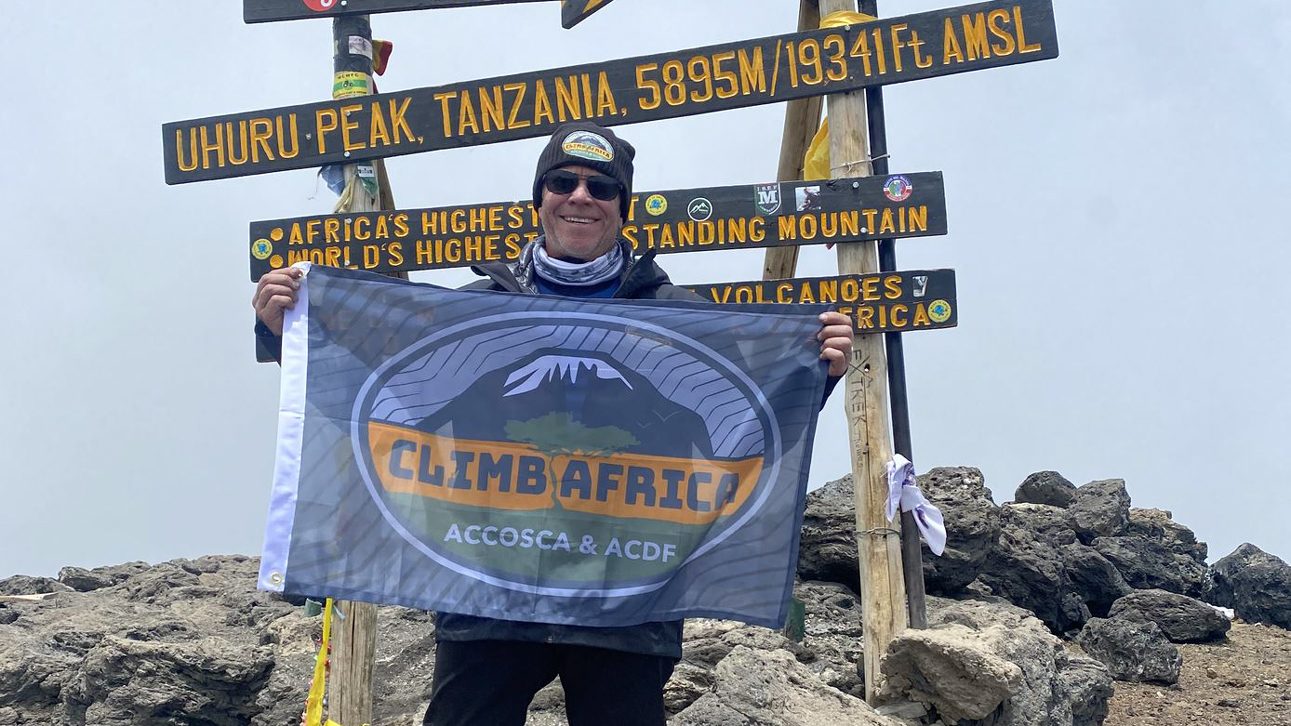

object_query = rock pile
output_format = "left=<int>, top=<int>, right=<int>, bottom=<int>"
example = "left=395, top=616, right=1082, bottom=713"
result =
left=0, top=467, right=1287, bottom=726
left=796, top=468, right=1291, bottom=694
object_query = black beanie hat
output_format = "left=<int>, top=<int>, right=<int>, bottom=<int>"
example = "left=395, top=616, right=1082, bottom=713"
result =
left=533, top=122, right=635, bottom=219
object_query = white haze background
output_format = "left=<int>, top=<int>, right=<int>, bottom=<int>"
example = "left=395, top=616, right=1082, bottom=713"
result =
left=2, top=1, right=1288, bottom=578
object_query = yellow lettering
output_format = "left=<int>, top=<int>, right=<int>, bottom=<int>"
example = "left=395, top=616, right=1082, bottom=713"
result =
left=369, top=100, right=392, bottom=148
left=987, top=9, right=1016, bottom=56
left=884, top=275, right=901, bottom=299
left=533, top=80, right=554, bottom=127
left=776, top=282, right=794, bottom=303
left=198, top=124, right=224, bottom=170
left=479, top=86, right=505, bottom=132
left=596, top=71, right=618, bottom=117
left=315, top=108, right=339, bottom=154
left=962, top=13, right=990, bottom=61
left=249, top=118, right=274, bottom=163
left=389, top=97, right=414, bottom=143
left=909, top=205, right=928, bottom=232
left=1015, top=5, right=1042, bottom=53
left=175, top=128, right=198, bottom=172
left=778, top=216, right=797, bottom=240
left=505, top=83, right=530, bottom=129
left=225, top=121, right=248, bottom=165
left=340, top=104, right=364, bottom=152
left=737, top=47, right=766, bottom=94
left=276, top=114, right=299, bottom=159
left=555, top=76, right=581, bottom=121
left=943, top=18, right=965, bottom=64
left=433, top=92, right=456, bottom=138
left=324, top=218, right=340, bottom=243
left=458, top=92, right=480, bottom=136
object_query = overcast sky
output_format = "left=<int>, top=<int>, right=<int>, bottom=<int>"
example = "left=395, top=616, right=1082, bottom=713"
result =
left=3, top=0, right=1287, bottom=579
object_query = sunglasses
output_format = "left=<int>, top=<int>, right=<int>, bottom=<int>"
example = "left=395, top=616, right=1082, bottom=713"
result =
left=543, top=169, right=621, bottom=201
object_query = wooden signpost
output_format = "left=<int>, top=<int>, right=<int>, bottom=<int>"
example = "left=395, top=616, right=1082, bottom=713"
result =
left=242, top=0, right=613, bottom=29
left=165, top=0, right=1058, bottom=184
left=247, top=172, right=947, bottom=278
left=687, top=269, right=956, bottom=335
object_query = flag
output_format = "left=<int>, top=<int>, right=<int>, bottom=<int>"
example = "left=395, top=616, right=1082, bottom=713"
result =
left=259, top=264, right=830, bottom=628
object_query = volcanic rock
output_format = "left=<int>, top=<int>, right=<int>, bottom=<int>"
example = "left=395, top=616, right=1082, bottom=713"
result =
left=916, top=467, right=1001, bottom=594
left=882, top=597, right=1113, bottom=726
left=1127, top=508, right=1207, bottom=564
left=1108, top=589, right=1230, bottom=643
left=1093, top=534, right=1207, bottom=598
left=1014, top=471, right=1077, bottom=508
left=1206, top=543, right=1291, bottom=629
left=1067, top=479, right=1131, bottom=544
left=1076, top=616, right=1182, bottom=684
left=1060, top=543, right=1132, bottom=618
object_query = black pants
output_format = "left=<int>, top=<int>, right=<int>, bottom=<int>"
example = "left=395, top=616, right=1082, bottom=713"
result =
left=423, top=639, right=677, bottom=726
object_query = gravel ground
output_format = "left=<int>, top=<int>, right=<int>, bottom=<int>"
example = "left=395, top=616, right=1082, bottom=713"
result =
left=1100, top=621, right=1291, bottom=726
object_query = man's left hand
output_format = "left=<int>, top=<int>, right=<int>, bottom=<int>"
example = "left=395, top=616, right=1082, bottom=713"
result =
left=817, top=311, right=854, bottom=377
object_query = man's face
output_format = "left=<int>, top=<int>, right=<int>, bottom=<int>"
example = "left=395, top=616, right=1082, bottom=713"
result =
left=538, top=164, right=622, bottom=261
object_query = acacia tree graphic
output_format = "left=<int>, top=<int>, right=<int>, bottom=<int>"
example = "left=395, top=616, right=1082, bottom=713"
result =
left=504, top=413, right=638, bottom=509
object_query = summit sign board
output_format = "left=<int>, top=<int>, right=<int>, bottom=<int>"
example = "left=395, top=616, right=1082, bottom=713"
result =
left=166, top=0, right=1058, bottom=184
left=243, top=0, right=610, bottom=28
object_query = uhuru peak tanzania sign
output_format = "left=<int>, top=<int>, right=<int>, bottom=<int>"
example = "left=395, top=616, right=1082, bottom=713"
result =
left=243, top=0, right=612, bottom=29
left=248, top=172, right=947, bottom=278
left=259, top=264, right=829, bottom=626
left=167, top=0, right=1057, bottom=183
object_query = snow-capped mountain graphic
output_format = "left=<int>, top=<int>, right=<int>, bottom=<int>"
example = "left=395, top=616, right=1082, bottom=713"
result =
left=503, top=355, right=633, bottom=398
left=414, top=350, right=714, bottom=458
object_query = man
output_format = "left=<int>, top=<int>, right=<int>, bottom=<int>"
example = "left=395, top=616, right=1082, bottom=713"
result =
left=252, top=122, right=854, bottom=726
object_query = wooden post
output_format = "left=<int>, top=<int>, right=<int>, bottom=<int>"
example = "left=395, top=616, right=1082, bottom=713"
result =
left=326, top=14, right=387, bottom=726
left=762, top=0, right=821, bottom=282
left=818, top=0, right=908, bottom=704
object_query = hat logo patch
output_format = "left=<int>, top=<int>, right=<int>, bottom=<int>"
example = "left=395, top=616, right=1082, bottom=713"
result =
left=562, top=131, right=615, bottom=162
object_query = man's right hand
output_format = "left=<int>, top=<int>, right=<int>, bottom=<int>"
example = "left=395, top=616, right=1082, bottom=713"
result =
left=253, top=267, right=303, bottom=337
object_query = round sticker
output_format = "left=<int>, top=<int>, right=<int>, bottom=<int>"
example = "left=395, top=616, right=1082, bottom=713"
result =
left=687, top=198, right=713, bottom=222
left=882, top=175, right=914, bottom=203
left=302, top=0, right=338, bottom=12
left=645, top=195, right=668, bottom=216
left=928, top=299, right=952, bottom=323
left=251, top=239, right=274, bottom=260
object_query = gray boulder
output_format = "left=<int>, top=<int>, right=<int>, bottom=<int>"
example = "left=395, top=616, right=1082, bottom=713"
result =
left=1057, top=655, right=1114, bottom=726
left=881, top=597, right=1112, bottom=726
left=57, top=567, right=117, bottom=593
left=671, top=646, right=897, bottom=726
left=1127, top=508, right=1207, bottom=564
left=976, top=523, right=1087, bottom=633
left=1066, top=479, right=1131, bottom=544
left=797, top=474, right=863, bottom=593
left=1109, top=589, right=1230, bottom=643
left=1205, top=543, right=1291, bottom=629
left=1060, top=544, right=1131, bottom=618
left=917, top=467, right=1001, bottom=594
left=797, top=468, right=1002, bottom=598
left=1093, top=534, right=1207, bottom=598
left=1014, top=471, right=1077, bottom=508
left=1075, top=616, right=1181, bottom=684
left=0, top=576, right=72, bottom=596
left=1001, top=503, right=1078, bottom=547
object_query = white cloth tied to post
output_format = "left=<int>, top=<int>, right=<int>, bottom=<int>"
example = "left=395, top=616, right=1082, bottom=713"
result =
left=885, top=455, right=947, bottom=556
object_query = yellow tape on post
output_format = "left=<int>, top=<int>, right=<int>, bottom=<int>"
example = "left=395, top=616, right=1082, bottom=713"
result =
left=305, top=598, right=344, bottom=726
left=803, top=11, right=878, bottom=179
